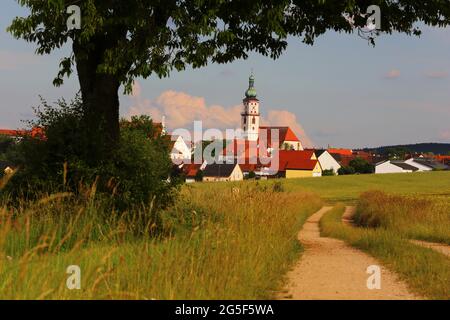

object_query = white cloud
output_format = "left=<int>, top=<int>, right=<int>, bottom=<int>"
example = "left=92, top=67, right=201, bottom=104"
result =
left=126, top=81, right=313, bottom=146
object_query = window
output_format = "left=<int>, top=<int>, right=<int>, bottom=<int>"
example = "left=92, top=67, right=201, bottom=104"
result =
left=252, top=117, right=256, bottom=124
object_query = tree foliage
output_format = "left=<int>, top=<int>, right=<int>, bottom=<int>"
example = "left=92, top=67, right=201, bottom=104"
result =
left=2, top=98, right=179, bottom=210
left=7, top=0, right=450, bottom=163
left=8, top=0, right=450, bottom=91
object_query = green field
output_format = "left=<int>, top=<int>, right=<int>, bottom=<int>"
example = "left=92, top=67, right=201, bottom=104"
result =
left=0, top=182, right=322, bottom=299
left=1, top=171, right=449, bottom=299
left=194, top=171, right=450, bottom=203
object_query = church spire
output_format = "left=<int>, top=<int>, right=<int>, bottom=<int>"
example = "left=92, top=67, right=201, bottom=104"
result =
left=241, top=73, right=260, bottom=141
left=245, top=72, right=257, bottom=99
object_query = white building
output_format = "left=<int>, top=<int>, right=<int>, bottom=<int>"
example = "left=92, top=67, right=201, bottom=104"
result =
left=315, top=150, right=341, bottom=174
left=170, top=135, right=192, bottom=162
left=375, top=160, right=419, bottom=174
left=404, top=158, right=433, bottom=172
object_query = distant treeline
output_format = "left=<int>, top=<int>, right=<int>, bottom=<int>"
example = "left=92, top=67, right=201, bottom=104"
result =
left=360, top=143, right=450, bottom=155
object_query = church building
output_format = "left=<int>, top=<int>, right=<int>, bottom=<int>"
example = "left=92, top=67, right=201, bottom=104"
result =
left=239, top=74, right=303, bottom=150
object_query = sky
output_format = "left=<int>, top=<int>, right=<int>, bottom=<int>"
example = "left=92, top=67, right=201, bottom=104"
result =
left=1, top=2, right=449, bottom=149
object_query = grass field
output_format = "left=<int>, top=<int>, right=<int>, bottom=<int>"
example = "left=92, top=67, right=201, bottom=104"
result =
left=320, top=205, right=450, bottom=299
left=355, top=191, right=450, bottom=244
left=281, top=171, right=450, bottom=202
left=0, top=182, right=322, bottom=299
left=194, top=171, right=450, bottom=203
left=1, top=171, right=449, bottom=299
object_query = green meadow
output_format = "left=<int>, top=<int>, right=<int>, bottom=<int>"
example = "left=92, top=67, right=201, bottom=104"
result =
left=1, top=171, right=449, bottom=299
left=194, top=171, right=450, bottom=203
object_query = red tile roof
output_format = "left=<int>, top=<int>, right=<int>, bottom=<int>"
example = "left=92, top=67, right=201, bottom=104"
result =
left=183, top=163, right=201, bottom=178
left=277, top=150, right=318, bottom=171
left=222, top=139, right=261, bottom=159
left=259, top=126, right=300, bottom=143
left=0, top=129, right=24, bottom=136
left=327, top=148, right=353, bottom=156
left=0, top=127, right=45, bottom=138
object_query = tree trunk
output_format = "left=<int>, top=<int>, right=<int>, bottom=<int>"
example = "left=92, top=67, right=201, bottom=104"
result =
left=73, top=40, right=121, bottom=164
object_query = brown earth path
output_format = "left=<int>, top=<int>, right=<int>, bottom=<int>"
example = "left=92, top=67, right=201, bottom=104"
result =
left=279, top=206, right=421, bottom=300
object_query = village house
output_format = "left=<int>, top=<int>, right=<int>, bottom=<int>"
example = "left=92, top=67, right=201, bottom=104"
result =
left=375, top=160, right=419, bottom=174
left=169, top=135, right=192, bottom=162
left=181, top=162, right=207, bottom=183
left=434, top=155, right=450, bottom=166
left=276, top=150, right=322, bottom=178
left=202, top=163, right=244, bottom=182
left=406, top=158, right=449, bottom=171
left=308, top=149, right=341, bottom=174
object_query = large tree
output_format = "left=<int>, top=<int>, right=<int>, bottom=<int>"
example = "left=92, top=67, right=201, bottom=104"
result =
left=8, top=0, right=450, bottom=162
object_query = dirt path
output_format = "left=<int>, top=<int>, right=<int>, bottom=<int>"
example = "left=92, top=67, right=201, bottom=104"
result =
left=410, top=240, right=450, bottom=257
left=279, top=206, right=420, bottom=300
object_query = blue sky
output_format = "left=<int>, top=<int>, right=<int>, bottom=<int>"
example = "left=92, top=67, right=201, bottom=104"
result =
left=1, top=1, right=449, bottom=148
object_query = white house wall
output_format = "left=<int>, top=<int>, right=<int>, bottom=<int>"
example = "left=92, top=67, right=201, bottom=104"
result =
left=318, top=152, right=341, bottom=173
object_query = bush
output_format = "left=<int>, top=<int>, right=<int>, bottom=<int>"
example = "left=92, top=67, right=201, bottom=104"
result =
left=246, top=171, right=256, bottom=179
left=337, top=158, right=374, bottom=175
left=0, top=135, right=15, bottom=159
left=349, top=157, right=374, bottom=174
left=322, top=169, right=335, bottom=176
left=2, top=96, right=181, bottom=210
left=338, top=166, right=355, bottom=175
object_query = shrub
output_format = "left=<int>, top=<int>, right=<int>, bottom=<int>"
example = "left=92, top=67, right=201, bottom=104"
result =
left=246, top=171, right=256, bottom=179
left=338, top=166, right=355, bottom=175
left=2, top=96, right=180, bottom=210
left=349, top=157, right=374, bottom=174
left=322, top=169, right=335, bottom=176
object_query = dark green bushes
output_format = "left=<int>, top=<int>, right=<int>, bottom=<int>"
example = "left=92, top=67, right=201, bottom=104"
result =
left=2, top=96, right=181, bottom=211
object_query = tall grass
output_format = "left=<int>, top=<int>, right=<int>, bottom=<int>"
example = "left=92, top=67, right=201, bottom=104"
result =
left=355, top=191, right=450, bottom=244
left=0, top=180, right=322, bottom=299
left=320, top=204, right=450, bottom=300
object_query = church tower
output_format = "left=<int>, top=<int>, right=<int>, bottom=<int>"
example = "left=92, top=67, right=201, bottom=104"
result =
left=241, top=74, right=260, bottom=141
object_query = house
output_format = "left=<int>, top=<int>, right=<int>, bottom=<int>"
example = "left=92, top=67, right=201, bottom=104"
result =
left=275, top=150, right=322, bottom=178
left=202, top=163, right=244, bottom=182
left=375, top=160, right=419, bottom=174
left=408, top=158, right=449, bottom=171
left=182, top=162, right=207, bottom=183
left=435, top=155, right=450, bottom=166
left=311, top=150, right=341, bottom=174
left=404, top=158, right=434, bottom=172
left=183, top=163, right=201, bottom=183
left=0, top=127, right=45, bottom=139
left=169, top=135, right=192, bottom=162
left=327, top=148, right=353, bottom=156
left=259, top=126, right=303, bottom=151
